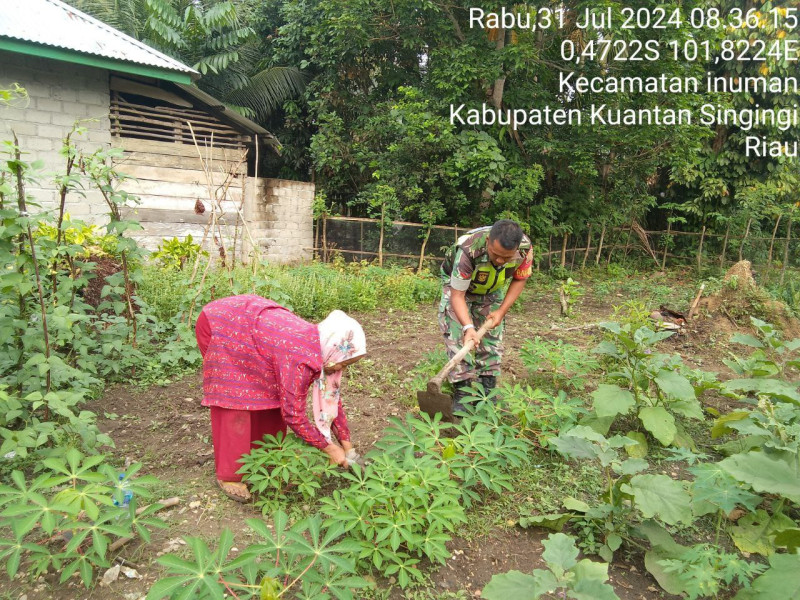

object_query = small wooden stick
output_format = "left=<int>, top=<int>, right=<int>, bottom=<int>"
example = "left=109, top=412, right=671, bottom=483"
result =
left=109, top=497, right=181, bottom=552
left=686, top=283, right=706, bottom=320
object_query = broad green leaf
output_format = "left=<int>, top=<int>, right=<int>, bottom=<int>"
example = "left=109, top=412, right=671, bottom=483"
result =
left=638, top=406, right=677, bottom=446
left=624, top=431, right=648, bottom=458
left=628, top=474, right=692, bottom=525
left=734, top=553, right=800, bottom=599
left=654, top=370, right=696, bottom=402
left=579, top=413, right=615, bottom=436
left=774, top=528, right=800, bottom=552
left=711, top=411, right=750, bottom=439
left=482, top=571, right=541, bottom=600
left=518, top=513, right=572, bottom=532
left=722, top=379, right=800, bottom=404
left=591, top=384, right=635, bottom=418
left=570, top=559, right=620, bottom=600
left=730, top=509, right=795, bottom=555
left=720, top=450, right=800, bottom=503
left=690, top=463, right=762, bottom=514
left=731, top=333, right=765, bottom=348
left=541, top=533, right=578, bottom=573
left=563, top=497, right=590, bottom=513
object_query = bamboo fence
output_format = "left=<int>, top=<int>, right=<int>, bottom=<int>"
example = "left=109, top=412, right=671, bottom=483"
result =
left=312, top=215, right=800, bottom=276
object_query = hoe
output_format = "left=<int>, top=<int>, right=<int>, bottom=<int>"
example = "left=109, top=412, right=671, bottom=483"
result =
left=417, top=315, right=495, bottom=422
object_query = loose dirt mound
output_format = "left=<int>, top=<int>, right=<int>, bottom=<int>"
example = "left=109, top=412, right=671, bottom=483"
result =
left=700, top=260, right=800, bottom=337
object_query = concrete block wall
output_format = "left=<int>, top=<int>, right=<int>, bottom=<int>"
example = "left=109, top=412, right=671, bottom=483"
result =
left=0, top=51, right=111, bottom=221
left=244, top=177, right=314, bottom=264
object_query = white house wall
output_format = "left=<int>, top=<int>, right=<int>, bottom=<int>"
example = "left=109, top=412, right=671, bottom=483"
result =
left=0, top=51, right=111, bottom=220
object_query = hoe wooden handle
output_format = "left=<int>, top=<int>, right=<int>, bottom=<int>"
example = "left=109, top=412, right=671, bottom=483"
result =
left=427, top=316, right=496, bottom=392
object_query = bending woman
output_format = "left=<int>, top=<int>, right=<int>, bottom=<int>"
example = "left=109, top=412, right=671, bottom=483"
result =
left=195, top=294, right=366, bottom=501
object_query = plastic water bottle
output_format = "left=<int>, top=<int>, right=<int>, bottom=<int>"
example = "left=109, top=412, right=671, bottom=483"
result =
left=114, top=474, right=133, bottom=508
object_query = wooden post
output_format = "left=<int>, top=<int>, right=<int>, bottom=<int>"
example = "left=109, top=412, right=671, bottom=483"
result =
left=595, top=224, right=606, bottom=265
left=697, top=225, right=706, bottom=271
left=719, top=223, right=730, bottom=269
left=661, top=221, right=671, bottom=270
left=781, top=215, right=793, bottom=285
left=581, top=224, right=592, bottom=269
left=560, top=232, right=568, bottom=268
left=378, top=203, right=385, bottom=267
left=623, top=219, right=634, bottom=257
left=739, top=217, right=752, bottom=261
left=359, top=220, right=364, bottom=261
left=768, top=215, right=782, bottom=264
left=570, top=239, right=577, bottom=270
left=322, top=212, right=328, bottom=262
left=418, top=226, right=431, bottom=273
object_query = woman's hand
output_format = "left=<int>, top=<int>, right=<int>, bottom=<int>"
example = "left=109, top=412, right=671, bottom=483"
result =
left=323, top=443, right=348, bottom=467
left=341, top=440, right=353, bottom=452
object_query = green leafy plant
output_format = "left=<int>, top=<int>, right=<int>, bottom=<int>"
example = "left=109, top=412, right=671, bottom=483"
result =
left=589, top=322, right=711, bottom=447
left=658, top=543, right=764, bottom=599
left=0, top=449, right=166, bottom=587
left=725, top=316, right=800, bottom=378
left=523, top=427, right=692, bottom=562
left=150, top=235, right=206, bottom=271
left=482, top=533, right=620, bottom=600
left=558, top=277, right=583, bottom=317
left=147, top=511, right=370, bottom=599
left=237, top=431, right=339, bottom=514
left=521, top=337, right=600, bottom=391
left=320, top=452, right=465, bottom=588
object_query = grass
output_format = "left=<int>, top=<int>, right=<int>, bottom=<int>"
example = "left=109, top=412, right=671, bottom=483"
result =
left=137, top=259, right=440, bottom=323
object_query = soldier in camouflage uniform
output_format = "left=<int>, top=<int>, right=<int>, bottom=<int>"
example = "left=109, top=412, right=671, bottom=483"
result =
left=439, top=220, right=533, bottom=412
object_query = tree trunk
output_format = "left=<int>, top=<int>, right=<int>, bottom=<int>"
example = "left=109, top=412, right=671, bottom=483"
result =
left=582, top=224, right=592, bottom=269
left=768, top=215, right=782, bottom=264
left=781, top=216, right=793, bottom=286
left=739, top=217, right=752, bottom=262
left=719, top=223, right=730, bottom=269
left=418, top=226, right=431, bottom=273
left=595, top=225, right=606, bottom=265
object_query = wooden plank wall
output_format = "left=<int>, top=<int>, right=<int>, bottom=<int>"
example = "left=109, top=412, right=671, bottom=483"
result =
left=113, top=137, right=247, bottom=252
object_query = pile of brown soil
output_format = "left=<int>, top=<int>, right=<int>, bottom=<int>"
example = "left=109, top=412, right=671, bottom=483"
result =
left=700, top=260, right=800, bottom=337
left=81, top=255, right=134, bottom=310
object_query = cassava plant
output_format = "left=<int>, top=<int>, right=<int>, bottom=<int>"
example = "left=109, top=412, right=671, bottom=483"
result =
left=147, top=511, right=370, bottom=599
left=0, top=449, right=166, bottom=587
left=237, top=431, right=339, bottom=514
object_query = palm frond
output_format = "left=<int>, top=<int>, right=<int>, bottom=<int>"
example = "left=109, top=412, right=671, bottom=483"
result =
left=224, top=67, right=308, bottom=121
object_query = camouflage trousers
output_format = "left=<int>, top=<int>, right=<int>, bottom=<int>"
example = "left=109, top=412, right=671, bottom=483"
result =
left=438, top=285, right=504, bottom=383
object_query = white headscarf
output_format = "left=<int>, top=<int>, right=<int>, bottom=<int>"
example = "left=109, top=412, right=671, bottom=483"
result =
left=313, top=310, right=366, bottom=443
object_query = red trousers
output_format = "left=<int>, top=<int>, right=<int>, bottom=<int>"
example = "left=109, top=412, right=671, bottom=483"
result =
left=197, top=312, right=288, bottom=482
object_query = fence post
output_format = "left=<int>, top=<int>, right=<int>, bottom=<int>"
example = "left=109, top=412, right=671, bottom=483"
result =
left=697, top=225, right=706, bottom=271
left=661, top=221, right=671, bottom=270
left=781, top=216, right=793, bottom=285
left=719, top=223, right=730, bottom=269
left=768, top=215, right=782, bottom=264
left=560, top=232, right=568, bottom=268
left=418, top=225, right=431, bottom=273
left=581, top=224, right=592, bottom=269
left=595, top=225, right=606, bottom=265
left=739, top=217, right=752, bottom=261
left=322, top=213, right=328, bottom=262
